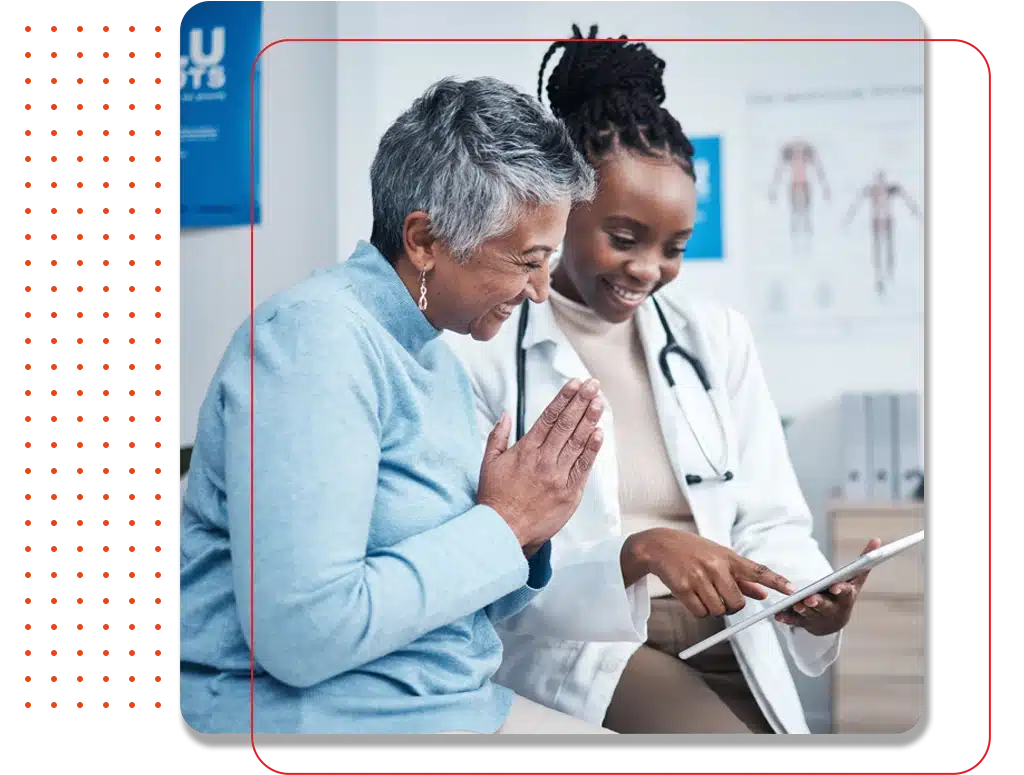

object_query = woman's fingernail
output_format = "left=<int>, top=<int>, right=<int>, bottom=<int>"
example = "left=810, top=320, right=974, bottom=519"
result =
left=590, top=397, right=604, bottom=414
left=581, top=380, right=599, bottom=397
left=566, top=379, right=581, bottom=392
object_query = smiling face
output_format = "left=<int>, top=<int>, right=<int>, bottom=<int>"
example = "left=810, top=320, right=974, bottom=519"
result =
left=409, top=199, right=570, bottom=341
left=553, top=149, right=697, bottom=324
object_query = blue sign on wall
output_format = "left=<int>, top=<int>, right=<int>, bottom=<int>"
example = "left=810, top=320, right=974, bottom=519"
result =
left=687, top=136, right=724, bottom=260
left=180, top=1, right=263, bottom=228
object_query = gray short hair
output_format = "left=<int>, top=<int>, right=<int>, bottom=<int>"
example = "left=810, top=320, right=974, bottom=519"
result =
left=370, top=77, right=596, bottom=262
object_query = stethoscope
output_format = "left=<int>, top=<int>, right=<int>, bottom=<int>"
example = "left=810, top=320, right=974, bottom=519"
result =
left=515, top=295, right=734, bottom=486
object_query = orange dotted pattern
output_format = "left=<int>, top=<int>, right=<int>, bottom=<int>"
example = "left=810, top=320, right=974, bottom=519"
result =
left=18, top=22, right=171, bottom=714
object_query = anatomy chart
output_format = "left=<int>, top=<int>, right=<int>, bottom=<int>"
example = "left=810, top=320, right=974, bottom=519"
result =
left=745, top=85, right=924, bottom=333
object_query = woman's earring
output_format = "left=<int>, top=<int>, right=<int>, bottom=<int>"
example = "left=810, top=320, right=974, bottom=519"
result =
left=418, top=270, right=428, bottom=311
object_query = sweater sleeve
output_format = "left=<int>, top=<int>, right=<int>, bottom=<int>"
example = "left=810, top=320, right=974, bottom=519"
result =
left=221, top=304, right=535, bottom=689
left=484, top=540, right=553, bottom=623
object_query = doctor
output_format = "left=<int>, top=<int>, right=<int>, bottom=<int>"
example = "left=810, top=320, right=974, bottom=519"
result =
left=444, top=26, right=876, bottom=734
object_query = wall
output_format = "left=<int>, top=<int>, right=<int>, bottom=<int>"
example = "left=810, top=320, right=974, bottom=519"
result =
left=331, top=1, right=924, bottom=733
left=180, top=1, right=339, bottom=442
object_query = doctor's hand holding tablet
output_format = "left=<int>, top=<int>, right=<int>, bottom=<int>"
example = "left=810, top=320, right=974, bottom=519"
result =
left=772, top=537, right=882, bottom=636
left=676, top=532, right=925, bottom=661
left=619, top=523, right=885, bottom=628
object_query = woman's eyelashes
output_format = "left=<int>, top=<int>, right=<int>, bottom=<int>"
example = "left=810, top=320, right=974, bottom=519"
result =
left=511, top=253, right=544, bottom=271
left=607, top=233, right=636, bottom=251
left=607, top=231, right=687, bottom=259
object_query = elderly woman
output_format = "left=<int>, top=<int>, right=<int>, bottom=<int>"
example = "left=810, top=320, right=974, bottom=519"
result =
left=180, top=77, right=609, bottom=734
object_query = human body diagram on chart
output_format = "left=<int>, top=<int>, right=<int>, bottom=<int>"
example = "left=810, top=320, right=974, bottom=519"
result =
left=842, top=170, right=921, bottom=296
left=748, top=86, right=923, bottom=327
left=768, top=139, right=830, bottom=255
left=767, top=141, right=923, bottom=298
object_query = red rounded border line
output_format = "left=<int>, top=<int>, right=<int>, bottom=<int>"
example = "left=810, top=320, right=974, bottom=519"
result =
left=245, top=36, right=992, bottom=775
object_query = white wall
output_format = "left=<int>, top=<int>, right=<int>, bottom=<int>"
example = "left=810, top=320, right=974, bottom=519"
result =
left=330, top=1, right=924, bottom=732
left=180, top=1, right=339, bottom=442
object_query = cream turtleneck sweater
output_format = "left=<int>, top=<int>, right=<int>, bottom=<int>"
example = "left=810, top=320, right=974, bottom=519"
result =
left=548, top=287, right=697, bottom=598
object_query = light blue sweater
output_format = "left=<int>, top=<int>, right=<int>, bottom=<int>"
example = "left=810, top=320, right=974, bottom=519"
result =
left=180, top=241, right=552, bottom=734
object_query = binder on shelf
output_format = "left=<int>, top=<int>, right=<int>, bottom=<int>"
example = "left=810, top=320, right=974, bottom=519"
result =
left=840, top=393, right=869, bottom=501
left=866, top=393, right=896, bottom=501
left=895, top=392, right=922, bottom=500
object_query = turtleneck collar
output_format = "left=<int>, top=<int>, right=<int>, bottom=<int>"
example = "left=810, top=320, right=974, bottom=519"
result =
left=342, top=240, right=440, bottom=353
left=548, top=284, right=635, bottom=341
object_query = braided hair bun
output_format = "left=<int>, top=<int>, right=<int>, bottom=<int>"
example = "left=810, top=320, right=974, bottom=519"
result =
left=540, top=24, right=665, bottom=118
left=538, top=24, right=694, bottom=177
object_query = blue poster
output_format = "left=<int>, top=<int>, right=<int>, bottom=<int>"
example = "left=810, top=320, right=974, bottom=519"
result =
left=687, top=136, right=724, bottom=260
left=180, top=2, right=262, bottom=228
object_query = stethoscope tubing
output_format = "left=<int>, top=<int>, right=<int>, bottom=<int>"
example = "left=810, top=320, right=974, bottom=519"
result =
left=514, top=295, right=732, bottom=483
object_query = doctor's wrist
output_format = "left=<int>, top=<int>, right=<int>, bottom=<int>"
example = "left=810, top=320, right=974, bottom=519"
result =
left=621, top=531, right=657, bottom=588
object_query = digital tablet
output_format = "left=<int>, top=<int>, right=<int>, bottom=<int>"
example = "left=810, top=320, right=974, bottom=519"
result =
left=677, top=530, right=925, bottom=661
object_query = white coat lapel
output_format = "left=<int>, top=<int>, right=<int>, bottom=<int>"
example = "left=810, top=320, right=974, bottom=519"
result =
left=521, top=301, right=621, bottom=539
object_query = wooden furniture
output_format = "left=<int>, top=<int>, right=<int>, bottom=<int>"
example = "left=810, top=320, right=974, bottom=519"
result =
left=829, top=501, right=925, bottom=734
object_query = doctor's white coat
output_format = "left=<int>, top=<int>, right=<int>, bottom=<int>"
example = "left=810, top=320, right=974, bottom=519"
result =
left=442, top=293, right=841, bottom=733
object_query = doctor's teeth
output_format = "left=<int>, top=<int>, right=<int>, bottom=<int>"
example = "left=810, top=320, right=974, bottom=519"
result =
left=609, top=284, right=644, bottom=301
